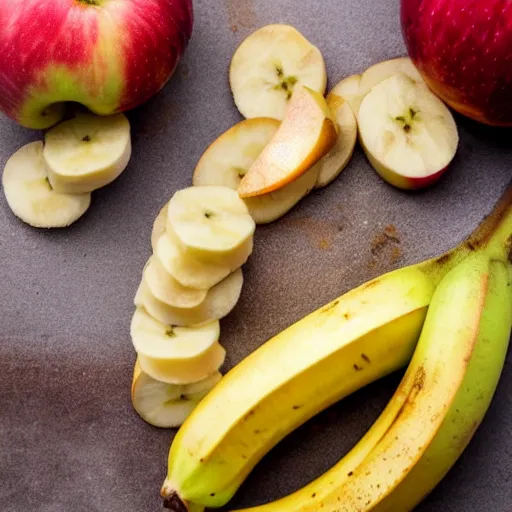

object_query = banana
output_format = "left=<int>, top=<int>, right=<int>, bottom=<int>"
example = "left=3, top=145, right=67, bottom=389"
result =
left=155, top=231, right=235, bottom=291
left=2, top=141, right=91, bottom=228
left=229, top=24, right=327, bottom=120
left=358, top=73, right=459, bottom=190
left=192, top=118, right=319, bottom=224
left=43, top=112, right=132, bottom=194
left=131, top=359, right=222, bottom=428
left=160, top=187, right=512, bottom=511
left=143, top=256, right=208, bottom=309
left=151, top=203, right=169, bottom=251
left=130, top=307, right=221, bottom=384
left=134, top=268, right=244, bottom=327
left=167, top=186, right=255, bottom=269
left=238, top=252, right=511, bottom=512
left=313, top=84, right=358, bottom=189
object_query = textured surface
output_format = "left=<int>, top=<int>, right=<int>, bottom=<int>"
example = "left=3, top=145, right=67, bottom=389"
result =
left=0, top=1, right=511, bottom=511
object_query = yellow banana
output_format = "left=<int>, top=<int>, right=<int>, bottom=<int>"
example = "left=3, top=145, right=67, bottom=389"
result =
left=235, top=251, right=511, bottom=512
left=161, top=185, right=512, bottom=511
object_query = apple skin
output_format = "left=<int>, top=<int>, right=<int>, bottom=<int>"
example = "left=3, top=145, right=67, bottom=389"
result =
left=401, top=0, right=512, bottom=127
left=0, top=0, right=193, bottom=129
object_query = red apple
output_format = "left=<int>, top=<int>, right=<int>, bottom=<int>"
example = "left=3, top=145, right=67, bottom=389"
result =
left=401, top=0, right=512, bottom=127
left=0, top=0, right=193, bottom=129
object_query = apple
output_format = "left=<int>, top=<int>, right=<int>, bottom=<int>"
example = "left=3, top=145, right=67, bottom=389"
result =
left=401, top=0, right=512, bottom=127
left=237, top=85, right=338, bottom=198
left=357, top=73, right=459, bottom=190
left=0, top=0, right=193, bottom=129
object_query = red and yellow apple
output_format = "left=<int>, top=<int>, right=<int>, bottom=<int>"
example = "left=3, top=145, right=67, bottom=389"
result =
left=0, top=0, right=193, bottom=129
left=401, top=0, right=512, bottom=127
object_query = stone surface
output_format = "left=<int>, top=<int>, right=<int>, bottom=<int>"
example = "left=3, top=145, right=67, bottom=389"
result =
left=0, top=1, right=511, bottom=511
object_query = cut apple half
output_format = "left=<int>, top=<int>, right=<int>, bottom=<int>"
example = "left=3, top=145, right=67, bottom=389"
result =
left=193, top=118, right=319, bottom=224
left=43, top=113, right=132, bottom=194
left=155, top=231, right=233, bottom=291
left=131, top=360, right=222, bottom=428
left=313, top=84, right=358, bottom=188
left=143, top=256, right=207, bottom=309
left=358, top=57, right=426, bottom=107
left=238, top=85, right=338, bottom=198
left=131, top=307, right=221, bottom=384
left=229, top=24, right=327, bottom=120
left=134, top=268, right=244, bottom=327
left=2, top=141, right=91, bottom=228
left=357, top=73, right=459, bottom=190
left=167, top=186, right=255, bottom=267
left=151, top=202, right=169, bottom=251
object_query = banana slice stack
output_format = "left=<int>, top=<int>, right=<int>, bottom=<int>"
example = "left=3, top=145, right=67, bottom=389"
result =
left=130, top=186, right=255, bottom=428
left=2, top=112, right=132, bottom=229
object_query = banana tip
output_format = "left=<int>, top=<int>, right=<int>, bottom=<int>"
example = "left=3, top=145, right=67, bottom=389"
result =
left=162, top=490, right=189, bottom=512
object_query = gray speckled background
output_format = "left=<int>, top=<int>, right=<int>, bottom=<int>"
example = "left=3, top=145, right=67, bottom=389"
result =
left=1, top=1, right=511, bottom=511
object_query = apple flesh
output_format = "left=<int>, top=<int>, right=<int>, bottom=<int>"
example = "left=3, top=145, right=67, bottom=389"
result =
left=401, top=0, right=512, bottom=126
left=0, top=0, right=193, bottom=129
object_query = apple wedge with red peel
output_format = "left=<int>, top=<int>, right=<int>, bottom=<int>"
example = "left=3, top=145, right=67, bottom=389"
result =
left=357, top=73, right=459, bottom=190
left=229, top=24, right=327, bottom=121
left=193, top=118, right=319, bottom=224
left=330, top=74, right=362, bottom=115
left=131, top=360, right=222, bottom=428
left=238, top=86, right=338, bottom=198
left=130, top=307, right=223, bottom=385
left=134, top=268, right=244, bottom=327
left=313, top=84, right=358, bottom=189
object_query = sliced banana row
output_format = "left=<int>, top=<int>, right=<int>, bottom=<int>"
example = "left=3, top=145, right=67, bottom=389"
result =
left=131, top=186, right=255, bottom=429
left=2, top=112, right=131, bottom=229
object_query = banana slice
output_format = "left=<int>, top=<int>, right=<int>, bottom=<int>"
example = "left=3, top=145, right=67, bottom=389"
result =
left=229, top=24, right=327, bottom=120
left=313, top=84, right=358, bottom=188
left=193, top=118, right=319, bottom=224
left=134, top=268, right=244, bottom=327
left=43, top=112, right=132, bottom=194
left=151, top=203, right=169, bottom=251
left=155, top=231, right=233, bottom=290
left=358, top=57, right=426, bottom=108
left=358, top=73, right=459, bottom=190
left=329, top=74, right=361, bottom=115
left=143, top=256, right=207, bottom=309
left=166, top=186, right=255, bottom=268
left=131, top=360, right=222, bottom=428
left=131, top=307, right=221, bottom=384
left=2, top=141, right=91, bottom=228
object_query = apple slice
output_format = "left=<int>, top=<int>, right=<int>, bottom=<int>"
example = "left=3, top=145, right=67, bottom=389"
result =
left=229, top=24, right=327, bottom=120
left=358, top=57, right=426, bottom=109
left=43, top=113, right=132, bottom=194
left=238, top=85, right=338, bottom=198
left=131, top=307, right=222, bottom=384
left=329, top=74, right=362, bottom=115
left=357, top=73, right=459, bottom=190
left=2, top=141, right=91, bottom=228
left=313, top=84, right=358, bottom=188
left=193, top=118, right=319, bottom=224
left=143, top=256, right=207, bottom=309
left=167, top=186, right=255, bottom=268
left=131, top=360, right=222, bottom=428
left=151, top=203, right=168, bottom=251
left=155, top=231, right=233, bottom=291
left=134, top=268, right=244, bottom=327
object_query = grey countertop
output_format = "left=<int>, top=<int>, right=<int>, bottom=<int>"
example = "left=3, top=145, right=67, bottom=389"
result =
left=0, top=1, right=511, bottom=511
